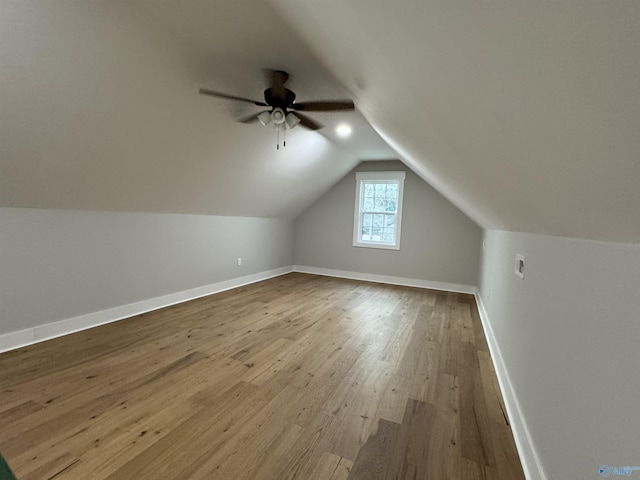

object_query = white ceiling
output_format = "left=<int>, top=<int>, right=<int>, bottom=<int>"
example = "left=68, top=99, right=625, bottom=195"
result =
left=0, top=0, right=395, bottom=219
left=2, top=1, right=639, bottom=242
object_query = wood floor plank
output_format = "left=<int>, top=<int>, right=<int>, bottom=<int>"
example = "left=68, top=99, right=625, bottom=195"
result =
left=425, top=374, right=459, bottom=479
left=386, top=398, right=436, bottom=480
left=477, top=350, right=511, bottom=426
left=0, top=273, right=524, bottom=479
left=348, top=418, right=400, bottom=480
left=263, top=412, right=338, bottom=480
left=309, top=452, right=353, bottom=480
left=21, top=453, right=79, bottom=480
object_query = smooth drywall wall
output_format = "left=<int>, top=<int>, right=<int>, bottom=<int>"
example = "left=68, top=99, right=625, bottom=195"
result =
left=478, top=230, right=640, bottom=480
left=294, top=160, right=481, bottom=287
left=0, top=208, right=293, bottom=336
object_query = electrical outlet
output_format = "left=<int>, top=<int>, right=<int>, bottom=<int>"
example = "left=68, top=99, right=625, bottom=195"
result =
left=237, top=257, right=242, bottom=266
left=514, top=253, right=525, bottom=279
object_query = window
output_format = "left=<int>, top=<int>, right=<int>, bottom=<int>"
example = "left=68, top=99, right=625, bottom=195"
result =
left=353, top=171, right=406, bottom=250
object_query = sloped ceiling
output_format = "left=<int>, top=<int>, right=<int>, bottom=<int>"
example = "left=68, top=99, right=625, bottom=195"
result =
left=0, top=0, right=395, bottom=219
left=2, top=1, right=639, bottom=242
left=272, top=0, right=640, bottom=243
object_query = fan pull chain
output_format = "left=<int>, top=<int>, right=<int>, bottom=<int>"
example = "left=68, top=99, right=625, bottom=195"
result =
left=283, top=124, right=286, bottom=147
left=276, top=124, right=280, bottom=150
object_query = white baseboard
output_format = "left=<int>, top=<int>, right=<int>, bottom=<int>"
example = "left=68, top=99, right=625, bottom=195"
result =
left=293, top=265, right=476, bottom=294
left=473, top=291, right=547, bottom=480
left=0, top=266, right=293, bottom=354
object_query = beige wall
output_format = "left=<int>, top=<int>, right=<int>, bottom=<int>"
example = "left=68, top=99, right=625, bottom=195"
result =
left=478, top=230, right=640, bottom=479
left=0, top=208, right=294, bottom=337
left=294, top=160, right=481, bottom=287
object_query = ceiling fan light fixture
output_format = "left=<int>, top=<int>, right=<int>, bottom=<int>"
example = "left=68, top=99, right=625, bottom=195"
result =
left=285, top=112, right=301, bottom=129
left=271, top=108, right=286, bottom=125
left=257, top=110, right=272, bottom=126
left=336, top=123, right=352, bottom=138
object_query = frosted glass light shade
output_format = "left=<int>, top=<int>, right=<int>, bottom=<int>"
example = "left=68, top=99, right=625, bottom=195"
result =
left=257, top=111, right=272, bottom=126
left=285, top=112, right=301, bottom=129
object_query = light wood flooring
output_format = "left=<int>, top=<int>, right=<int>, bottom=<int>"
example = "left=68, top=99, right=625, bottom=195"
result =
left=0, top=273, right=525, bottom=479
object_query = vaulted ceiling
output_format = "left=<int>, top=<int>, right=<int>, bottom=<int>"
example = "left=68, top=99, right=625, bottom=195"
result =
left=2, top=1, right=639, bottom=242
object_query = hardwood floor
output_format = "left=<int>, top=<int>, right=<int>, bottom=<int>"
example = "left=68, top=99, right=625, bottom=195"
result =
left=0, top=273, right=525, bottom=479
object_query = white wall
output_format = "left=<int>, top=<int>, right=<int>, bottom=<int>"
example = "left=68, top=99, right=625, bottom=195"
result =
left=294, top=160, right=482, bottom=289
left=478, top=230, right=640, bottom=480
left=0, top=208, right=293, bottom=343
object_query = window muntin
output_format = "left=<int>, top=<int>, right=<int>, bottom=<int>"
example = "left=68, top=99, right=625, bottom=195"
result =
left=353, top=171, right=406, bottom=250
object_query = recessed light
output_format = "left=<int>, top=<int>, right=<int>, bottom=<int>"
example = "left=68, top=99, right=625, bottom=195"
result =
left=336, top=124, right=352, bottom=138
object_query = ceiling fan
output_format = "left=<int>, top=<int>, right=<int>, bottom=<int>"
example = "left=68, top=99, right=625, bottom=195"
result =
left=199, top=70, right=354, bottom=148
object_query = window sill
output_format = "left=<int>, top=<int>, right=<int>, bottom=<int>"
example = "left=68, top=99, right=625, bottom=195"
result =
left=352, top=241, right=400, bottom=251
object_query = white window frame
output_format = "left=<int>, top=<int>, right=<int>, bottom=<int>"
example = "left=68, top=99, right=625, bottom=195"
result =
left=353, top=171, right=406, bottom=250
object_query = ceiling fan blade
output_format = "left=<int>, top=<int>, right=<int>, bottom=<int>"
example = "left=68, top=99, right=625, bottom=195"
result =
left=295, top=112, right=323, bottom=131
left=291, top=100, right=355, bottom=112
left=237, top=110, right=270, bottom=123
left=199, top=88, right=268, bottom=106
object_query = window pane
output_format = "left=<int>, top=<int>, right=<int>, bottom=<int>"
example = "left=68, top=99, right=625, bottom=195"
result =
left=386, top=199, right=397, bottom=212
left=385, top=214, right=396, bottom=226
left=374, top=183, right=387, bottom=197
left=373, top=214, right=384, bottom=227
left=382, top=232, right=394, bottom=242
left=361, top=226, right=371, bottom=240
left=364, top=183, right=374, bottom=196
left=374, top=197, right=387, bottom=210
left=363, top=197, right=374, bottom=211
left=363, top=213, right=372, bottom=226
left=387, top=183, right=398, bottom=197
